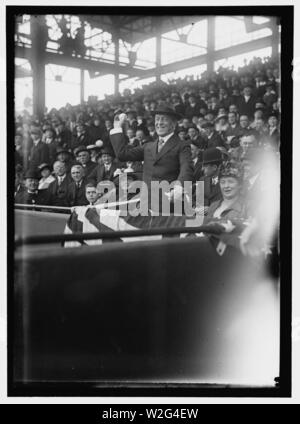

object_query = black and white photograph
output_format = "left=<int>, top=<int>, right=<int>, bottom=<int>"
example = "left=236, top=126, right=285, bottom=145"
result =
left=2, top=2, right=298, bottom=404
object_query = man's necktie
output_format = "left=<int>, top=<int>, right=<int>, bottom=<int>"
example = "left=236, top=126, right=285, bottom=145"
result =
left=157, top=138, right=165, bottom=153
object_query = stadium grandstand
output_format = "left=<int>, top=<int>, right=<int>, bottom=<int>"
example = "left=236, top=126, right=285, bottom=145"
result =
left=12, top=12, right=284, bottom=394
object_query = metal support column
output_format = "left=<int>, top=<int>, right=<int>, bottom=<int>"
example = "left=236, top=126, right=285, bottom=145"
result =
left=271, top=18, right=280, bottom=59
left=30, top=15, right=47, bottom=118
left=207, top=17, right=215, bottom=74
left=80, top=69, right=85, bottom=103
left=156, top=20, right=162, bottom=81
left=114, top=32, right=120, bottom=95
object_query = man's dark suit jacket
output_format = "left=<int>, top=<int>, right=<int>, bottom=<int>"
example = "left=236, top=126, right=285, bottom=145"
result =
left=207, top=131, right=224, bottom=149
left=29, top=141, right=49, bottom=170
left=15, top=188, right=51, bottom=206
left=67, top=178, right=89, bottom=207
left=82, top=160, right=97, bottom=178
left=47, top=174, right=72, bottom=207
left=87, top=162, right=119, bottom=185
left=237, top=95, right=257, bottom=119
left=199, top=176, right=222, bottom=207
left=110, top=130, right=194, bottom=212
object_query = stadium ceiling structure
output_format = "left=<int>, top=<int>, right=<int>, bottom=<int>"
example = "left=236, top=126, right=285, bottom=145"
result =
left=15, top=14, right=280, bottom=116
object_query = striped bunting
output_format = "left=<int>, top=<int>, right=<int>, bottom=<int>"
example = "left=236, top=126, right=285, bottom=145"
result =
left=64, top=202, right=204, bottom=247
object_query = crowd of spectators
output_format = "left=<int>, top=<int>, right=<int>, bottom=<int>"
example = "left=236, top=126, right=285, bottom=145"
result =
left=14, top=55, right=280, bottom=218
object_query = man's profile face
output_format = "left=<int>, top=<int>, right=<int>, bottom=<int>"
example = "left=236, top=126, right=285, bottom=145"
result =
left=71, top=166, right=84, bottom=182
left=86, top=187, right=98, bottom=204
left=155, top=114, right=176, bottom=137
left=25, top=178, right=38, bottom=191
left=188, top=128, right=197, bottom=139
left=190, top=144, right=200, bottom=160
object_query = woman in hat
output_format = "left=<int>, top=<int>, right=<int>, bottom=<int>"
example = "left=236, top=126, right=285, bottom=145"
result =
left=204, top=161, right=247, bottom=223
left=38, top=163, right=55, bottom=190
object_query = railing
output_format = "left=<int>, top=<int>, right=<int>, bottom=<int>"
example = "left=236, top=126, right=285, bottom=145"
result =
left=14, top=224, right=223, bottom=248
left=14, top=203, right=72, bottom=214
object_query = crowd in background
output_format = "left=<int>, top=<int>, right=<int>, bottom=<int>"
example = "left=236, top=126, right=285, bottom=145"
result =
left=14, top=55, right=280, bottom=221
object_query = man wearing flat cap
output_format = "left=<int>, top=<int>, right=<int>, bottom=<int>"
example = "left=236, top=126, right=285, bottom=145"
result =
left=109, top=102, right=194, bottom=214
left=15, top=169, right=51, bottom=206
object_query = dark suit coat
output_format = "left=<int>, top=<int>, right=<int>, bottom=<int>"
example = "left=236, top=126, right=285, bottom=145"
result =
left=87, top=162, right=119, bottom=185
left=193, top=158, right=203, bottom=181
left=236, top=95, right=257, bottom=119
left=47, top=174, right=73, bottom=207
left=67, top=178, right=89, bottom=207
left=207, top=131, right=224, bottom=149
left=29, top=141, right=49, bottom=170
left=15, top=188, right=51, bottom=206
left=110, top=131, right=194, bottom=212
left=199, top=175, right=222, bottom=207
left=82, top=160, right=97, bottom=177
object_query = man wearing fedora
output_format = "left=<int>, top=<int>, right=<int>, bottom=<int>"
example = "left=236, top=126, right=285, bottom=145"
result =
left=109, top=102, right=194, bottom=215
left=15, top=169, right=51, bottom=206
left=202, top=121, right=224, bottom=149
left=28, top=127, right=50, bottom=171
left=198, top=147, right=223, bottom=213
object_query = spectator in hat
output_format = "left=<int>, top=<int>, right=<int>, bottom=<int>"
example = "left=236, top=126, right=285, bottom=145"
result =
left=190, top=138, right=204, bottom=181
left=185, top=94, right=200, bottom=120
left=15, top=169, right=51, bottom=205
left=54, top=119, right=72, bottom=150
left=236, top=84, right=257, bottom=119
left=197, top=147, right=223, bottom=213
left=89, top=115, right=106, bottom=143
left=187, top=125, right=206, bottom=150
left=205, top=161, right=246, bottom=223
left=170, top=93, right=185, bottom=117
left=44, top=128, right=59, bottom=165
left=228, top=137, right=243, bottom=162
left=87, top=146, right=119, bottom=186
left=55, top=147, right=75, bottom=174
left=47, top=160, right=72, bottom=207
left=239, top=115, right=252, bottom=137
left=87, top=143, right=102, bottom=163
left=224, top=112, right=243, bottom=143
left=262, top=113, right=280, bottom=151
left=71, top=122, right=92, bottom=150
left=74, top=145, right=97, bottom=177
left=202, top=121, right=224, bottom=149
left=28, top=127, right=50, bottom=171
left=38, top=163, right=55, bottom=190
left=177, top=127, right=188, bottom=142
left=215, top=113, right=228, bottom=136
left=67, top=164, right=89, bottom=206
left=110, top=102, right=194, bottom=214
left=219, top=87, right=232, bottom=110
left=135, top=128, right=152, bottom=146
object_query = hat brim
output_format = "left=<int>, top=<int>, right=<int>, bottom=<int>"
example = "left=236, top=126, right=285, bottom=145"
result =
left=151, top=109, right=183, bottom=120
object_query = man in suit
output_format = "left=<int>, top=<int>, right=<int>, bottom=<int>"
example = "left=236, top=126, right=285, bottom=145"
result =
left=47, top=160, right=72, bottom=207
left=87, top=147, right=119, bottom=186
left=29, top=127, right=49, bottom=170
left=110, top=103, right=194, bottom=215
left=74, top=145, right=97, bottom=177
left=237, top=84, right=257, bottom=119
left=15, top=169, right=51, bottom=206
left=198, top=148, right=223, bottom=213
left=202, top=122, right=224, bottom=149
left=67, top=164, right=89, bottom=206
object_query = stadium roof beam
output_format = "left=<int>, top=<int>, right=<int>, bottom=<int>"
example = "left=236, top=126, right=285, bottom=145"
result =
left=125, top=34, right=273, bottom=80
left=15, top=45, right=148, bottom=78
